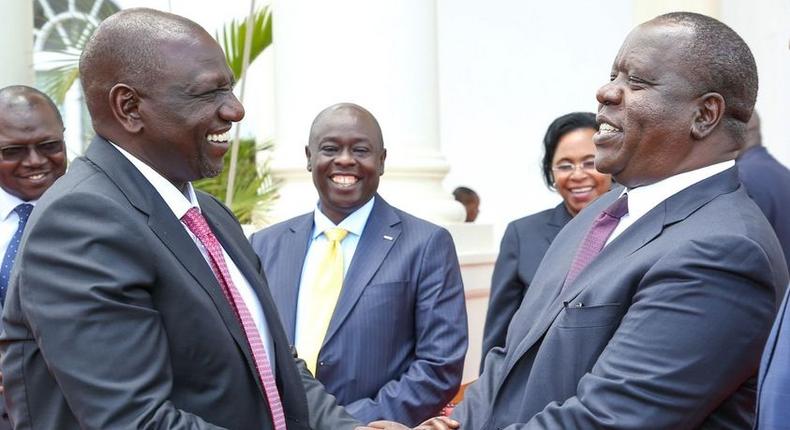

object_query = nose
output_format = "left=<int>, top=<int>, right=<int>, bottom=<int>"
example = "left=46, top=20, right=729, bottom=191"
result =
left=569, top=164, right=588, bottom=180
left=22, top=147, right=47, bottom=167
left=596, top=80, right=622, bottom=106
left=334, top=147, right=356, bottom=166
left=220, top=93, right=245, bottom=123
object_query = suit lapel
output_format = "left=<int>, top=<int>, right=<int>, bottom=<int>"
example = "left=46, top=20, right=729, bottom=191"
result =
left=321, top=197, right=401, bottom=348
left=544, top=203, right=572, bottom=245
left=84, top=137, right=266, bottom=397
left=277, top=214, right=313, bottom=340
left=505, top=169, right=740, bottom=372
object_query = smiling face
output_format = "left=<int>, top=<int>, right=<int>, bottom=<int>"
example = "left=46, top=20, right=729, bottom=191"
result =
left=306, top=106, right=386, bottom=224
left=552, top=128, right=611, bottom=216
left=594, top=23, right=701, bottom=188
left=133, top=31, right=244, bottom=188
left=0, top=96, right=67, bottom=201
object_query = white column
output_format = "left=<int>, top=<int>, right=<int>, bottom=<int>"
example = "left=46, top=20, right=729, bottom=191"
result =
left=0, top=1, right=34, bottom=88
left=265, top=0, right=465, bottom=225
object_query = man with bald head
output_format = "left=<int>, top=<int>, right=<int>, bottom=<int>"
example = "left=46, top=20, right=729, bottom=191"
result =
left=0, top=85, right=67, bottom=430
left=250, top=103, right=467, bottom=426
left=364, top=12, right=788, bottom=430
left=0, top=9, right=360, bottom=430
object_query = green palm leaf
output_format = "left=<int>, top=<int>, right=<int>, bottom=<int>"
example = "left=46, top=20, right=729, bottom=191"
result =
left=218, top=6, right=273, bottom=81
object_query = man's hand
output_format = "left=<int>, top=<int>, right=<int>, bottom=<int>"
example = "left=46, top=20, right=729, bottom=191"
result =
left=356, top=417, right=460, bottom=430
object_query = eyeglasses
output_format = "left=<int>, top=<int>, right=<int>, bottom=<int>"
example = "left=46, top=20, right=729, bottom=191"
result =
left=551, top=159, right=597, bottom=175
left=0, top=140, right=65, bottom=162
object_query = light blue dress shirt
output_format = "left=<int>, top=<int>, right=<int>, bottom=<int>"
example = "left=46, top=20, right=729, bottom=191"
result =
left=294, top=197, right=375, bottom=347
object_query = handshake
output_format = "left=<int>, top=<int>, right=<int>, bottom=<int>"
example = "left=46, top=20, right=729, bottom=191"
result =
left=356, top=416, right=460, bottom=430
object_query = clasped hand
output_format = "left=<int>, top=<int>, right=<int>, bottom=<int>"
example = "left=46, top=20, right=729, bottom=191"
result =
left=356, top=416, right=460, bottom=430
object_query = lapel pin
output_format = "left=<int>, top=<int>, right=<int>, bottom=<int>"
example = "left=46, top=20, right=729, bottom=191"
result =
left=383, top=235, right=393, bottom=241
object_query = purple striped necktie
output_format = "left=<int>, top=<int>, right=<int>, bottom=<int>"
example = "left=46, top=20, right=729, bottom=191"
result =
left=563, top=194, right=629, bottom=289
left=181, top=208, right=286, bottom=430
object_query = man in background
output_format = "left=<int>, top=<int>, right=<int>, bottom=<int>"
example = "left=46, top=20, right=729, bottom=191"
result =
left=0, top=85, right=67, bottom=430
left=453, top=186, right=479, bottom=222
left=251, top=103, right=467, bottom=426
left=736, top=111, right=790, bottom=269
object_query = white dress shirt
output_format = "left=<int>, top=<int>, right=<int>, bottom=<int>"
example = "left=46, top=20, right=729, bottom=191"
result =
left=294, top=197, right=375, bottom=347
left=0, top=188, right=35, bottom=262
left=607, top=160, right=735, bottom=245
left=111, top=143, right=275, bottom=372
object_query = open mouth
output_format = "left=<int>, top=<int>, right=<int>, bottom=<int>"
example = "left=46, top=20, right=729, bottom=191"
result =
left=207, top=131, right=231, bottom=143
left=570, top=186, right=593, bottom=195
left=598, top=122, right=622, bottom=135
left=594, top=121, right=622, bottom=146
left=331, top=174, right=359, bottom=187
left=21, top=172, right=50, bottom=182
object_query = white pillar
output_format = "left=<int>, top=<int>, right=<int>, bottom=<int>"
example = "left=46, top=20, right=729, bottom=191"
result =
left=0, top=1, right=34, bottom=88
left=266, top=0, right=465, bottom=225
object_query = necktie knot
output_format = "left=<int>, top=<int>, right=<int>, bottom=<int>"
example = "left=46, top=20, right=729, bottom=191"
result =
left=181, top=207, right=212, bottom=241
left=602, top=194, right=629, bottom=219
left=14, top=203, right=34, bottom=221
left=324, top=227, right=348, bottom=243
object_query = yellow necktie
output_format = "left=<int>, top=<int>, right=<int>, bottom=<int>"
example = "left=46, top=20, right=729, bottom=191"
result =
left=298, top=227, right=348, bottom=375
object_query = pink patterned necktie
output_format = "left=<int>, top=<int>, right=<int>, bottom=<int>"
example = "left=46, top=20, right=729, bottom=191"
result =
left=563, top=194, right=629, bottom=289
left=181, top=207, right=286, bottom=430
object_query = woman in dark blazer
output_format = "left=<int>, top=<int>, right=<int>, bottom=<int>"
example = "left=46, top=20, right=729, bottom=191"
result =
left=480, top=112, right=612, bottom=369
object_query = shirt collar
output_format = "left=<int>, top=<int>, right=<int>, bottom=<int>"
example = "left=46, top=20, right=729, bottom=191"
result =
left=623, top=160, right=735, bottom=220
left=110, top=142, right=200, bottom=219
left=312, top=196, right=376, bottom=240
left=0, top=187, right=35, bottom=221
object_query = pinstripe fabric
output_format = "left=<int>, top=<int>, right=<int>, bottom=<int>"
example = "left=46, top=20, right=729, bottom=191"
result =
left=250, top=196, right=468, bottom=426
left=181, top=208, right=286, bottom=430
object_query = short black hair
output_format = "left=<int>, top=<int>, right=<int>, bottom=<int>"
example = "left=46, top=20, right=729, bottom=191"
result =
left=651, top=12, right=758, bottom=136
left=0, top=85, right=63, bottom=127
left=79, top=8, right=206, bottom=119
left=541, top=112, right=597, bottom=188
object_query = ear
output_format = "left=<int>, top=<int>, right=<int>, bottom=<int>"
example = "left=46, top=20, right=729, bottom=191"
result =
left=108, top=84, right=143, bottom=133
left=304, top=145, right=312, bottom=172
left=690, top=92, right=725, bottom=140
left=378, top=148, right=387, bottom=176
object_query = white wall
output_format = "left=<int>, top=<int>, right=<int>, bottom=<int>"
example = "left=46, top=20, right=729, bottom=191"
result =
left=436, top=0, right=634, bottom=239
left=721, top=0, right=790, bottom=166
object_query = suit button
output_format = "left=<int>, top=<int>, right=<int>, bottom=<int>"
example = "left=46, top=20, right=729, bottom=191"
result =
left=319, top=361, right=325, bottom=366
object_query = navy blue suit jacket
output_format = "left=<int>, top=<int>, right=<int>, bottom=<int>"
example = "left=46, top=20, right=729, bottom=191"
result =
left=757, top=286, right=790, bottom=429
left=454, top=168, right=788, bottom=429
left=737, top=146, right=790, bottom=270
left=480, top=203, right=571, bottom=369
left=250, top=196, right=467, bottom=426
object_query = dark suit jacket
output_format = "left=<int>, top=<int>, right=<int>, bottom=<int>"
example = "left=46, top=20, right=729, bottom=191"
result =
left=737, top=146, right=790, bottom=270
left=756, top=285, right=790, bottom=429
left=250, top=196, right=468, bottom=426
left=481, top=203, right=572, bottom=368
left=0, top=137, right=359, bottom=430
left=453, top=167, right=789, bottom=429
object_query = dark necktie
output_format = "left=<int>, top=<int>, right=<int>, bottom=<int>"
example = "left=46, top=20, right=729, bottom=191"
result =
left=563, top=194, right=629, bottom=288
left=0, top=203, right=34, bottom=304
left=180, top=207, right=286, bottom=430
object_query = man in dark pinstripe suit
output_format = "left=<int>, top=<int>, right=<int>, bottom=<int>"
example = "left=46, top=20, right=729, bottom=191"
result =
left=251, top=103, right=468, bottom=427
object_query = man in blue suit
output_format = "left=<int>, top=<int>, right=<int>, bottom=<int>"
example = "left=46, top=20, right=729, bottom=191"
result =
left=250, top=103, right=467, bottom=426
left=757, top=286, right=790, bottom=429
left=736, top=111, right=790, bottom=270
